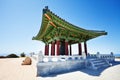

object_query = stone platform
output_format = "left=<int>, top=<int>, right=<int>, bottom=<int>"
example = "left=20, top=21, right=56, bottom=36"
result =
left=37, top=60, right=85, bottom=76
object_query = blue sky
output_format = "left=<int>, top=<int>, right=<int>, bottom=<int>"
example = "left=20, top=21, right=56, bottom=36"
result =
left=0, top=0, right=120, bottom=56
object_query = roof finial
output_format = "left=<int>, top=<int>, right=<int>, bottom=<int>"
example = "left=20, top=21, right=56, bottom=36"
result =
left=45, top=6, right=48, bottom=10
left=43, top=6, right=49, bottom=13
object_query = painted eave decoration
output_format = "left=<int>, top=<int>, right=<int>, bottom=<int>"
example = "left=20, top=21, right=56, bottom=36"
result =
left=32, top=6, right=107, bottom=44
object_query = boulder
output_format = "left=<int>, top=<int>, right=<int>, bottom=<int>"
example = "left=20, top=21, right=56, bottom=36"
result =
left=22, top=57, right=32, bottom=65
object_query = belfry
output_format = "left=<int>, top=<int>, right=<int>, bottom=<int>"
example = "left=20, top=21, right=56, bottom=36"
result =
left=31, top=6, right=114, bottom=77
left=32, top=6, right=107, bottom=56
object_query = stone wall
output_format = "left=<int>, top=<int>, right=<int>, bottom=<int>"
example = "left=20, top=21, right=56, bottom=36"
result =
left=37, top=60, right=85, bottom=76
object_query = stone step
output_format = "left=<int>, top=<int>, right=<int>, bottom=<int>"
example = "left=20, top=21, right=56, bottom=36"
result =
left=92, top=60, right=106, bottom=64
left=89, top=58, right=105, bottom=62
left=94, top=62, right=107, bottom=66
left=87, top=58, right=110, bottom=70
left=88, top=59, right=98, bottom=61
left=92, top=60, right=103, bottom=63
left=95, top=64, right=109, bottom=69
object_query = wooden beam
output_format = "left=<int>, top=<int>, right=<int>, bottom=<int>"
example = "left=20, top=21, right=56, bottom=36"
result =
left=44, top=13, right=51, bottom=20
left=50, top=21, right=57, bottom=28
left=44, top=14, right=57, bottom=28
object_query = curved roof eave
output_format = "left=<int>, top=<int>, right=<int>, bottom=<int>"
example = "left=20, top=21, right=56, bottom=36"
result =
left=32, top=6, right=107, bottom=43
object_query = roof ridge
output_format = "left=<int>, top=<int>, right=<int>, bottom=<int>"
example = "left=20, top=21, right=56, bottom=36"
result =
left=43, top=6, right=88, bottom=31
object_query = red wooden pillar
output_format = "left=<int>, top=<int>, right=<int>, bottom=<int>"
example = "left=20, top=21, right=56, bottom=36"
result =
left=46, top=44, right=49, bottom=55
left=69, top=44, right=72, bottom=55
left=84, top=41, right=87, bottom=56
left=56, top=40, right=60, bottom=56
left=45, top=44, right=49, bottom=55
left=65, top=41, right=68, bottom=55
left=78, top=43, right=82, bottom=55
left=51, top=41, right=55, bottom=56
left=45, top=44, right=47, bottom=55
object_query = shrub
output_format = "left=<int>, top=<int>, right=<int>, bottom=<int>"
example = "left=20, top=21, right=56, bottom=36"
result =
left=6, top=53, right=19, bottom=58
left=20, top=52, right=26, bottom=57
left=0, top=56, right=6, bottom=58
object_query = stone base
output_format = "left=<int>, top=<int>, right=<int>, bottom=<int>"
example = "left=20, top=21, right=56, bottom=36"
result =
left=37, top=60, right=85, bottom=76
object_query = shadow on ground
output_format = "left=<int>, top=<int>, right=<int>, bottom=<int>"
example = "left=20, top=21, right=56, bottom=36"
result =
left=79, top=61, right=120, bottom=76
left=40, top=61, right=120, bottom=77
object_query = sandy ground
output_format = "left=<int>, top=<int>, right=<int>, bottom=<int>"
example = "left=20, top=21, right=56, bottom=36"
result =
left=0, top=58, right=120, bottom=80
left=0, top=58, right=37, bottom=80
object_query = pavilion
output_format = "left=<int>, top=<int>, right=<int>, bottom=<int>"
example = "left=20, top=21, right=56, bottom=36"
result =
left=32, top=6, right=107, bottom=56
left=31, top=7, right=116, bottom=76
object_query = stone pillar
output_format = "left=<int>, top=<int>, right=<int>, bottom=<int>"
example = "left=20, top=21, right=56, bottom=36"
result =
left=84, top=41, right=87, bottom=56
left=97, top=52, right=100, bottom=58
left=65, top=40, right=68, bottom=55
left=51, top=41, right=55, bottom=56
left=38, top=51, right=43, bottom=62
left=78, top=43, right=82, bottom=55
left=56, top=40, right=60, bottom=55
left=69, top=44, right=72, bottom=55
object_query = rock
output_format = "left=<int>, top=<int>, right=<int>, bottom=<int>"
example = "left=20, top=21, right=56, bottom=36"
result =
left=22, top=57, right=32, bottom=65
